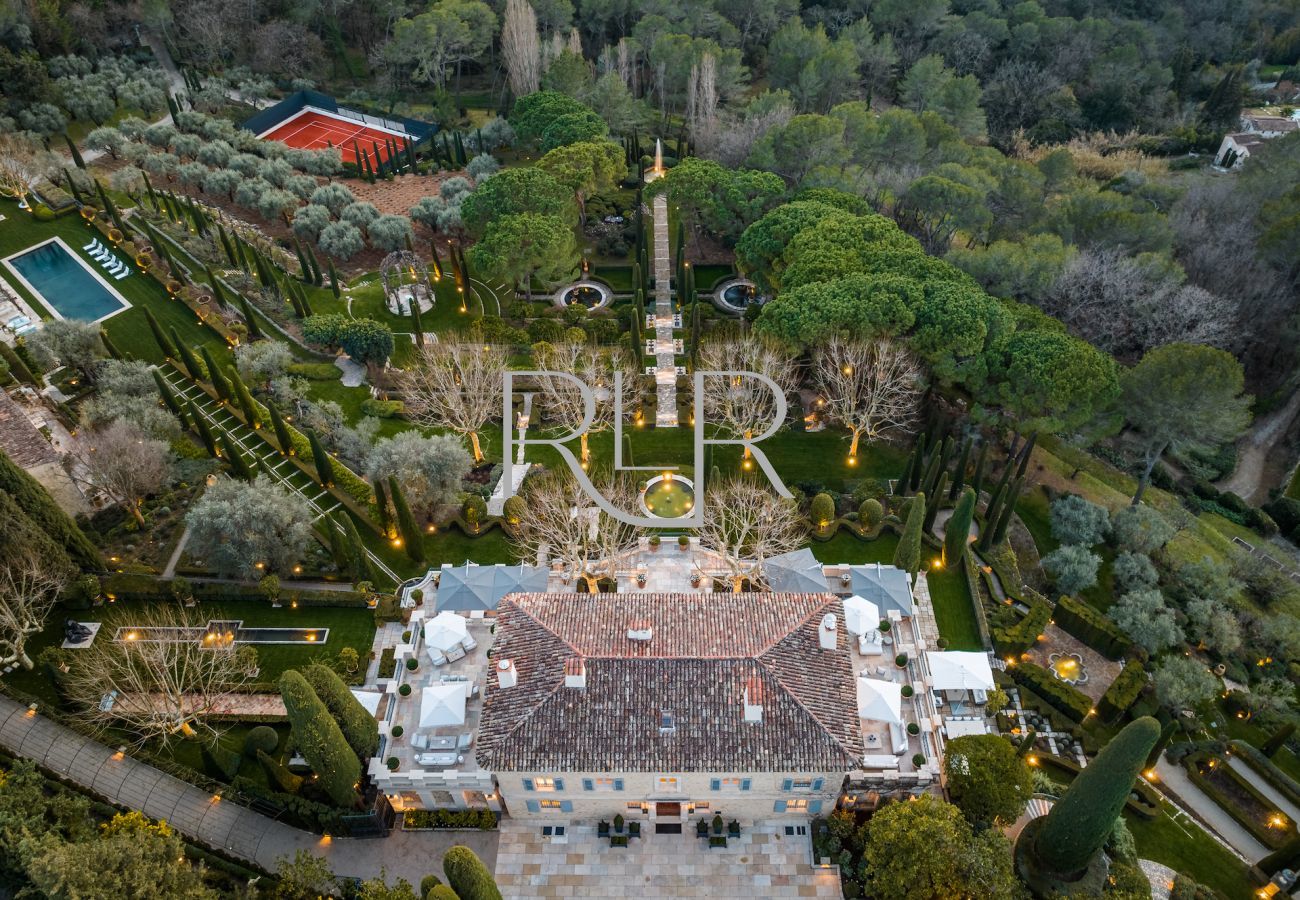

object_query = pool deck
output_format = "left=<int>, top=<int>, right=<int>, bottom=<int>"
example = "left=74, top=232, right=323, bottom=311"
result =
left=1, top=235, right=132, bottom=324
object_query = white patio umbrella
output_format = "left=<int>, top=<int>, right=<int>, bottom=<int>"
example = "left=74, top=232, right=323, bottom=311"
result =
left=349, top=689, right=382, bottom=716
left=419, top=682, right=467, bottom=728
left=856, top=677, right=903, bottom=724
left=843, top=595, right=880, bottom=636
left=423, top=611, right=469, bottom=654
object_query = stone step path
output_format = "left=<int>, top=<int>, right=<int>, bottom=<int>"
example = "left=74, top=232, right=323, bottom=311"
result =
left=650, top=189, right=678, bottom=427
left=159, top=365, right=401, bottom=586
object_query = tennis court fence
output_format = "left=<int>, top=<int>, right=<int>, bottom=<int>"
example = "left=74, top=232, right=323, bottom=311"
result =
left=242, top=90, right=438, bottom=143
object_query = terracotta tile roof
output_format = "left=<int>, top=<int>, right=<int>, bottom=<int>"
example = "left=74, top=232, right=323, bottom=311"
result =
left=476, top=593, right=863, bottom=772
left=0, top=390, right=56, bottom=469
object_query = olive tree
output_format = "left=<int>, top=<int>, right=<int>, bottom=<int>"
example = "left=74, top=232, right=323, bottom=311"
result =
left=186, top=475, right=314, bottom=577
left=1041, top=544, right=1101, bottom=594
left=365, top=432, right=471, bottom=521
left=318, top=220, right=365, bottom=260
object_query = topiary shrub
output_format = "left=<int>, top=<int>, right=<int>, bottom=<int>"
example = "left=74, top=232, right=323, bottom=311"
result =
left=895, top=652, right=909, bottom=668
left=420, top=875, right=443, bottom=896
left=406, top=657, right=419, bottom=670
left=302, top=662, right=380, bottom=760
left=901, top=685, right=914, bottom=698
left=387, top=757, right=400, bottom=770
left=244, top=725, right=280, bottom=757
left=443, top=845, right=503, bottom=900
left=907, top=723, right=920, bottom=735
left=399, top=683, right=412, bottom=696
left=859, top=498, right=884, bottom=528
left=391, top=725, right=404, bottom=738
left=810, top=492, right=836, bottom=529
left=257, top=748, right=304, bottom=794
left=911, top=753, right=926, bottom=767
left=278, top=670, right=361, bottom=808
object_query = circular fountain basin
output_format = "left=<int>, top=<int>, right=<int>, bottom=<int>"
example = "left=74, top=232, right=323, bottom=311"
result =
left=388, top=286, right=433, bottom=316
left=554, top=280, right=613, bottom=311
left=712, top=278, right=763, bottom=315
left=1048, top=652, right=1088, bottom=685
left=639, top=475, right=695, bottom=519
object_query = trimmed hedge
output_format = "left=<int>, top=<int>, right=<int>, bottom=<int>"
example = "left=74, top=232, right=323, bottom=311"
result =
left=302, top=662, right=379, bottom=760
left=278, top=670, right=360, bottom=808
left=991, top=596, right=1052, bottom=657
left=1230, top=740, right=1300, bottom=810
left=1097, top=659, right=1146, bottom=724
left=100, top=573, right=368, bottom=607
left=1053, top=594, right=1130, bottom=660
left=443, top=845, right=503, bottom=900
left=377, top=647, right=396, bottom=678
left=1009, top=661, right=1092, bottom=722
left=257, top=748, right=304, bottom=794
left=1185, top=752, right=1292, bottom=849
left=1034, top=753, right=1161, bottom=819
left=402, top=808, right=498, bottom=830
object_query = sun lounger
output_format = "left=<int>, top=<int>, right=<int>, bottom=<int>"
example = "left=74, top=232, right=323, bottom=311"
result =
left=83, top=239, right=99, bottom=251
left=460, top=634, right=478, bottom=652
left=114, top=268, right=130, bottom=280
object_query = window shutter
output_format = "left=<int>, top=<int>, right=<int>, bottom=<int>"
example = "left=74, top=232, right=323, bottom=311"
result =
left=614, top=779, right=624, bottom=791
left=808, top=800, right=823, bottom=814
left=582, top=779, right=594, bottom=792
left=812, top=778, right=824, bottom=791
left=710, top=778, right=721, bottom=791
left=523, top=778, right=535, bottom=792
left=560, top=800, right=573, bottom=812
left=526, top=800, right=540, bottom=813
left=741, top=779, right=752, bottom=791
left=554, top=778, right=565, bottom=791
left=774, top=800, right=787, bottom=812
left=781, top=778, right=793, bottom=791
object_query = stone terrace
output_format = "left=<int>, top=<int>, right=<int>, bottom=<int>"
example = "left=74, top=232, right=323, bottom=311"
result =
left=494, top=820, right=842, bottom=899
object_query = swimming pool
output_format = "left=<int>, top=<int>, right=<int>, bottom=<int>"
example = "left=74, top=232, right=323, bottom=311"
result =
left=3, top=237, right=130, bottom=323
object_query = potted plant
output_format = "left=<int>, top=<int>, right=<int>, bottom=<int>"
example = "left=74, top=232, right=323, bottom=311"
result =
left=895, top=652, right=908, bottom=668
left=912, top=753, right=926, bottom=767
left=936, top=637, right=949, bottom=649
left=709, top=835, right=727, bottom=848
left=727, top=820, right=739, bottom=836
left=629, top=821, right=640, bottom=838
left=901, top=685, right=914, bottom=698
left=878, top=620, right=891, bottom=634
left=406, top=657, right=419, bottom=671
left=398, top=683, right=412, bottom=697
left=614, top=814, right=625, bottom=834
left=649, top=535, right=661, bottom=552
left=411, top=588, right=424, bottom=607
left=402, top=630, right=412, bottom=642
left=696, top=819, right=709, bottom=837
left=840, top=572, right=852, bottom=586
left=391, top=725, right=404, bottom=740
left=690, top=572, right=702, bottom=588
left=907, top=723, right=920, bottom=736
left=712, top=814, right=723, bottom=835
left=636, top=572, right=647, bottom=588
left=386, top=757, right=400, bottom=770
left=678, top=535, right=690, bottom=551
left=598, top=820, right=610, bottom=837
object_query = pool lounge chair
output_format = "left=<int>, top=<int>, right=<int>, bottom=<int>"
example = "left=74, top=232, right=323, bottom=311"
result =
left=83, top=238, right=101, bottom=252
left=114, top=267, right=130, bottom=280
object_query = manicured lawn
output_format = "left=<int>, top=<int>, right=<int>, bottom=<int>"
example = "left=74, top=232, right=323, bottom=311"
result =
left=926, top=565, right=983, bottom=650
left=1215, top=698, right=1300, bottom=784
left=810, top=531, right=900, bottom=565
left=1014, top=487, right=1057, bottom=558
left=0, top=202, right=227, bottom=366
left=1126, top=804, right=1256, bottom=900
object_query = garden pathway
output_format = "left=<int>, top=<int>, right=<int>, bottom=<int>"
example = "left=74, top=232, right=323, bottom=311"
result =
left=648, top=177, right=678, bottom=427
left=157, top=365, right=400, bottom=586
left=0, top=696, right=498, bottom=884
left=1227, top=756, right=1300, bottom=824
left=162, top=525, right=191, bottom=578
left=1154, top=758, right=1268, bottom=862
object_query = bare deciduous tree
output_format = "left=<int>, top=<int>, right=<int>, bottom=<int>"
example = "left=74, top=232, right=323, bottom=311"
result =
left=695, top=99, right=793, bottom=168
left=812, top=336, right=925, bottom=462
left=696, top=478, right=804, bottom=592
left=510, top=472, right=641, bottom=590
left=502, top=0, right=542, bottom=97
left=0, top=555, right=68, bottom=670
left=66, top=605, right=254, bottom=746
left=1044, top=249, right=1236, bottom=359
left=71, top=420, right=173, bottom=527
left=0, top=132, right=58, bottom=202
left=399, top=343, right=507, bottom=464
left=532, top=343, right=636, bottom=466
left=697, top=339, right=798, bottom=465
left=693, top=53, right=718, bottom=134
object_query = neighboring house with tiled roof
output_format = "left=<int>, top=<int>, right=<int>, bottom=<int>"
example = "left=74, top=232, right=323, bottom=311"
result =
left=477, top=592, right=861, bottom=823
left=0, top=388, right=85, bottom=516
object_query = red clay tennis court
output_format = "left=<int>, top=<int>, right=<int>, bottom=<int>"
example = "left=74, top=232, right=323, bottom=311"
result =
left=258, top=108, right=413, bottom=165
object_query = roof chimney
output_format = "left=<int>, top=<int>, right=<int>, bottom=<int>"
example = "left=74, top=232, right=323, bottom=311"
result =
left=564, top=657, right=586, bottom=689
left=819, top=613, right=838, bottom=650
left=743, top=676, right=764, bottom=724
left=627, top=621, right=653, bottom=642
left=496, top=658, right=517, bottom=690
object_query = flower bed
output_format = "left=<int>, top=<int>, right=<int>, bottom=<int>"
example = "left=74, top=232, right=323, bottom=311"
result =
left=1008, top=661, right=1093, bottom=722
left=1186, top=752, right=1293, bottom=849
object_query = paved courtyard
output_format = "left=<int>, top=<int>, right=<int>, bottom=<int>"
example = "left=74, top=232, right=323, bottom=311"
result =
left=494, top=820, right=842, bottom=899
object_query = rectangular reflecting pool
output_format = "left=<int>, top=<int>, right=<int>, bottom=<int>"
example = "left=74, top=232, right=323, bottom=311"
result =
left=3, top=237, right=130, bottom=323
left=114, top=620, right=329, bottom=646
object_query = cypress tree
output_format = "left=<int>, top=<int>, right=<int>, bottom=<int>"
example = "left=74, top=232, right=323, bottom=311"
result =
left=328, top=256, right=342, bottom=298
left=187, top=400, right=218, bottom=456
left=267, top=403, right=294, bottom=456
left=238, top=295, right=263, bottom=340
left=299, top=288, right=314, bottom=317
left=984, top=463, right=1015, bottom=535
left=919, top=448, right=943, bottom=505
left=923, top=472, right=947, bottom=533
left=388, top=476, right=425, bottom=563
left=1018, top=718, right=1160, bottom=884
left=944, top=487, right=977, bottom=567
left=907, top=432, right=928, bottom=492
left=201, top=348, right=231, bottom=401
left=0, top=448, right=102, bottom=570
left=172, top=328, right=206, bottom=380
left=341, top=514, right=371, bottom=583
left=217, top=223, right=236, bottom=265
left=293, top=239, right=311, bottom=281
left=949, top=438, right=972, bottom=500
left=893, top=492, right=926, bottom=577
left=411, top=300, right=425, bottom=347
left=278, top=671, right=360, bottom=808
left=229, top=367, right=260, bottom=427
left=1017, top=432, right=1037, bottom=479
left=1146, top=720, right=1178, bottom=768
left=429, top=241, right=443, bottom=280
left=307, top=428, right=332, bottom=486
left=234, top=237, right=251, bottom=274
left=142, top=172, right=159, bottom=210
left=143, top=308, right=178, bottom=359
left=970, top=441, right=989, bottom=497
left=220, top=431, right=252, bottom=479
left=99, top=328, right=123, bottom=360
left=373, top=477, right=392, bottom=536
left=0, top=341, right=37, bottom=385
left=153, top=369, right=183, bottom=416
left=307, top=246, right=323, bottom=286
left=325, top=515, right=352, bottom=573
left=897, top=446, right=917, bottom=497
left=1263, top=722, right=1296, bottom=758
left=991, top=476, right=1024, bottom=546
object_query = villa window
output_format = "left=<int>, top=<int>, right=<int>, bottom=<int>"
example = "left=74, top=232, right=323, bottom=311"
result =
left=710, top=778, right=752, bottom=791
left=657, top=776, right=680, bottom=793
left=583, top=778, right=624, bottom=791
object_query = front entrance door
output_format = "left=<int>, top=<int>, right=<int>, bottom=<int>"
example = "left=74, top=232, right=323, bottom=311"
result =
left=655, top=801, right=682, bottom=818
